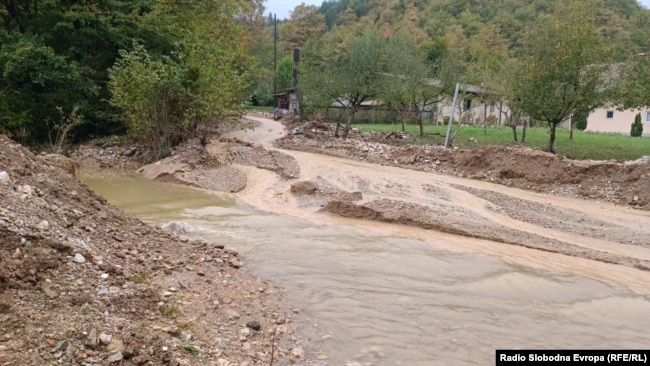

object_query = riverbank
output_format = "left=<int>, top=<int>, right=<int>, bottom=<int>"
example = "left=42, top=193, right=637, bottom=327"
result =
left=0, top=134, right=309, bottom=365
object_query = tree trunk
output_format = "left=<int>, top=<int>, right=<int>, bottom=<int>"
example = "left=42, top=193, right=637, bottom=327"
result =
left=569, top=120, right=574, bottom=140
left=548, top=121, right=557, bottom=153
left=343, top=109, right=355, bottom=139
left=511, top=125, right=518, bottom=142
left=483, top=103, right=487, bottom=135
left=401, top=117, right=405, bottom=132
left=522, top=121, right=527, bottom=143
left=418, top=116, right=424, bottom=138
left=498, top=102, right=503, bottom=125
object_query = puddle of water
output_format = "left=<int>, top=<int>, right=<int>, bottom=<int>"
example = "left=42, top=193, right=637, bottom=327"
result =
left=80, top=171, right=650, bottom=365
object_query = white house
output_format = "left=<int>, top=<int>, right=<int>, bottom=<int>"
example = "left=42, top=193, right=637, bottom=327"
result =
left=585, top=107, right=650, bottom=135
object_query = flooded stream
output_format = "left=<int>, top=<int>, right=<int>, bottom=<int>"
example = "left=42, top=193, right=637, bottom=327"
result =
left=80, top=170, right=650, bottom=365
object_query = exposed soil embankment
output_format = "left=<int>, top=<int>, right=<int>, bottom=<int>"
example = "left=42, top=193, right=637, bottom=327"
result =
left=0, top=134, right=306, bottom=365
left=137, top=137, right=300, bottom=193
left=290, top=179, right=363, bottom=208
left=276, top=130, right=650, bottom=210
left=321, top=199, right=650, bottom=270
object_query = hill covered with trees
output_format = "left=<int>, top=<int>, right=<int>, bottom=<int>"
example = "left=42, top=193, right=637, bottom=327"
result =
left=248, top=0, right=650, bottom=152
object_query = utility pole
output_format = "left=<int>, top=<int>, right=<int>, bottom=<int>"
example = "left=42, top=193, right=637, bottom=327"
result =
left=293, top=48, right=300, bottom=117
left=445, top=83, right=461, bottom=148
left=273, top=14, right=277, bottom=110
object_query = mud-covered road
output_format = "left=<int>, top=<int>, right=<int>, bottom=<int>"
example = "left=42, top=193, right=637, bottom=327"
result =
left=231, top=116, right=650, bottom=293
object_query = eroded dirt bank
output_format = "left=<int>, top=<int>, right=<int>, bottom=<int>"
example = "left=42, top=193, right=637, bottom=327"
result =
left=0, top=134, right=308, bottom=365
left=275, top=123, right=650, bottom=210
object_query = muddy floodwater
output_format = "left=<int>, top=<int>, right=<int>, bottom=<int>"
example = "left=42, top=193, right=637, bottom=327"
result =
left=80, top=170, right=650, bottom=366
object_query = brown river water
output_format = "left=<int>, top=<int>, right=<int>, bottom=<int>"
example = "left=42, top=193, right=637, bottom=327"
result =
left=80, top=170, right=650, bottom=366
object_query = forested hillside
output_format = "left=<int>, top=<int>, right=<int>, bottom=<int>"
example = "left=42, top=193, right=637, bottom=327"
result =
left=0, top=0, right=264, bottom=158
left=249, top=0, right=650, bottom=103
left=248, top=0, right=650, bottom=153
left=315, top=0, right=650, bottom=51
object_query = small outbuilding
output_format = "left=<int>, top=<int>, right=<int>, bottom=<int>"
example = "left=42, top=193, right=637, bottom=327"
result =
left=273, top=88, right=299, bottom=120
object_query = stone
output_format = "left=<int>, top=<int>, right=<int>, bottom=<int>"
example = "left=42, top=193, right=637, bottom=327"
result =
left=37, top=220, right=49, bottom=231
left=73, top=253, right=86, bottom=263
left=291, top=347, right=305, bottom=359
left=228, top=259, right=242, bottom=269
left=107, top=339, right=124, bottom=353
left=107, top=350, right=123, bottom=363
left=98, top=333, right=112, bottom=345
left=0, top=171, right=9, bottom=184
left=245, top=321, right=261, bottom=331
left=124, top=147, right=137, bottom=157
left=41, top=283, right=58, bottom=299
left=87, top=328, right=98, bottom=348
left=55, top=340, right=68, bottom=352
left=17, top=185, right=32, bottom=198
left=225, top=309, right=240, bottom=320
left=217, top=359, right=231, bottom=366
left=239, top=328, right=250, bottom=338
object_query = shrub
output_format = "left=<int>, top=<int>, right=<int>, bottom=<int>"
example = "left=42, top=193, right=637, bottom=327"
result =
left=631, top=113, right=644, bottom=137
left=573, top=110, right=588, bottom=131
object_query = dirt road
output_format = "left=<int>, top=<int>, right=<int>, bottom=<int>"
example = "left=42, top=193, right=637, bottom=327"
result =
left=229, top=116, right=650, bottom=294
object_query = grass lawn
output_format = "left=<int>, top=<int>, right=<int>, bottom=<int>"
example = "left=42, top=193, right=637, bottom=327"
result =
left=353, top=122, right=650, bottom=161
left=245, top=105, right=274, bottom=113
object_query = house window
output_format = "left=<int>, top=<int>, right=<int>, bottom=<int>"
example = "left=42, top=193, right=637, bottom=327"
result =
left=646, top=112, right=650, bottom=123
left=464, top=99, right=472, bottom=110
left=489, top=102, right=495, bottom=113
left=606, top=111, right=614, bottom=119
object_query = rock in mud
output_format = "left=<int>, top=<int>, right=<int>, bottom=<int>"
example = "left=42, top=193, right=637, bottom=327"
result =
left=245, top=321, right=261, bottom=331
left=0, top=171, right=9, bottom=184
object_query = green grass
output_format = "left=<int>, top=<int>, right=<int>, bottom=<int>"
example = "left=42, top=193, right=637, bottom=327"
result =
left=245, top=105, right=273, bottom=113
left=353, top=123, right=650, bottom=161
left=180, top=343, right=201, bottom=356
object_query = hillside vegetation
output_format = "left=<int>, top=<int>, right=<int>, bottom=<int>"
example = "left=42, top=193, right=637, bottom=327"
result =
left=248, top=0, right=650, bottom=155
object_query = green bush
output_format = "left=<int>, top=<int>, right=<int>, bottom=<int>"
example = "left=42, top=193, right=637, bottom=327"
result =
left=631, top=113, right=644, bottom=137
left=442, top=116, right=459, bottom=125
left=573, top=110, right=588, bottom=131
left=108, top=43, right=198, bottom=159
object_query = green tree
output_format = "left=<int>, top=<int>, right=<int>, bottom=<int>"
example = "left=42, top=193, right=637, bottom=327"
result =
left=0, top=0, right=175, bottom=143
left=0, top=34, right=94, bottom=144
left=303, top=30, right=390, bottom=138
left=381, top=33, right=457, bottom=137
left=631, top=113, right=644, bottom=137
left=277, top=55, right=295, bottom=92
left=280, top=4, right=327, bottom=55
left=616, top=54, right=650, bottom=110
left=509, top=0, right=608, bottom=153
